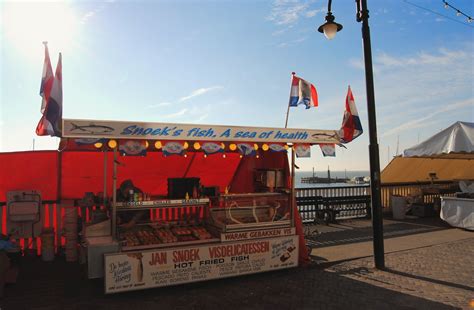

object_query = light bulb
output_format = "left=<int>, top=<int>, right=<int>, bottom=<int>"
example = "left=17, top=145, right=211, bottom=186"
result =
left=107, top=140, right=117, bottom=149
left=323, top=23, right=338, bottom=40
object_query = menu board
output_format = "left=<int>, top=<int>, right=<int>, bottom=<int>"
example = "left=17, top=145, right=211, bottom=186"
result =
left=105, top=236, right=299, bottom=293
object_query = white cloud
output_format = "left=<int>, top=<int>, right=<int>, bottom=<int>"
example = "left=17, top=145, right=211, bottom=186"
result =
left=80, top=1, right=115, bottom=24
left=349, top=58, right=365, bottom=70
left=179, top=86, right=223, bottom=102
left=164, top=108, right=188, bottom=118
left=374, top=49, right=467, bottom=69
left=305, top=8, right=324, bottom=18
left=350, top=47, right=474, bottom=138
left=382, top=99, right=473, bottom=137
left=435, top=18, right=445, bottom=22
left=267, top=1, right=322, bottom=26
left=272, top=29, right=288, bottom=36
left=195, top=114, right=209, bottom=123
left=147, top=102, right=172, bottom=109
left=277, top=37, right=307, bottom=48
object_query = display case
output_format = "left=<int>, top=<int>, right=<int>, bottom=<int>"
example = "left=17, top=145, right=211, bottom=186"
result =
left=114, top=198, right=220, bottom=251
left=209, top=192, right=291, bottom=232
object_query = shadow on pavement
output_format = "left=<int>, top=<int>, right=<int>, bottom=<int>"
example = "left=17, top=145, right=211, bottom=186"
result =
left=306, top=217, right=451, bottom=248
left=384, top=268, right=474, bottom=292
left=0, top=256, right=457, bottom=310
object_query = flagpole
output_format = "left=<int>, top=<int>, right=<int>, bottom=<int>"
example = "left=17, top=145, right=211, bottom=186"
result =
left=284, top=72, right=296, bottom=128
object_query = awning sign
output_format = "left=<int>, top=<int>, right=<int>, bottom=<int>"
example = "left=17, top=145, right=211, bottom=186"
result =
left=63, top=119, right=340, bottom=144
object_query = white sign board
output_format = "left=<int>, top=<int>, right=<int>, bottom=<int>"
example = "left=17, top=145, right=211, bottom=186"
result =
left=220, top=227, right=296, bottom=242
left=104, top=236, right=299, bottom=294
left=63, top=118, right=340, bottom=144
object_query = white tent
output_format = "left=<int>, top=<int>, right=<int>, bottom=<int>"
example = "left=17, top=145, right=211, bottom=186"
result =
left=403, top=121, right=474, bottom=157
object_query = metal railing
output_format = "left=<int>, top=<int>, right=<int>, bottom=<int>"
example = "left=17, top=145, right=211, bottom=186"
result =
left=296, top=181, right=460, bottom=222
left=296, top=185, right=370, bottom=222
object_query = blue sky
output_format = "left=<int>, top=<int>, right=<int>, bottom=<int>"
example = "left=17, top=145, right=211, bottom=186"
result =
left=1, top=0, right=473, bottom=171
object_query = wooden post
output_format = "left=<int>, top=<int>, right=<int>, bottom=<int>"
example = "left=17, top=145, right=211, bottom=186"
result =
left=112, top=147, right=117, bottom=239
left=291, top=145, right=296, bottom=228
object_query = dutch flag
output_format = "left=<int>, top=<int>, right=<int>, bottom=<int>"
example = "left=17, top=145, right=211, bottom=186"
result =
left=339, top=86, right=363, bottom=143
left=288, top=73, right=318, bottom=109
left=36, top=48, right=62, bottom=137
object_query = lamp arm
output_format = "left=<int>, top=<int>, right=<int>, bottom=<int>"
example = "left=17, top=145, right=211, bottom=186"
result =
left=328, top=0, right=332, bottom=12
left=355, top=0, right=369, bottom=23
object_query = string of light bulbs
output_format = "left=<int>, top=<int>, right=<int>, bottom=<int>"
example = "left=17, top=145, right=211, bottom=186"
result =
left=403, top=0, right=474, bottom=28
left=442, top=0, right=473, bottom=23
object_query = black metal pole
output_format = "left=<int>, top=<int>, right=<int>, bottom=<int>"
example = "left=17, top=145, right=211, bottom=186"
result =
left=358, top=0, right=385, bottom=269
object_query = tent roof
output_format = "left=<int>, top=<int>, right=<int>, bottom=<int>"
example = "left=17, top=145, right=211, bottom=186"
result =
left=403, top=121, right=474, bottom=157
left=381, top=156, right=474, bottom=183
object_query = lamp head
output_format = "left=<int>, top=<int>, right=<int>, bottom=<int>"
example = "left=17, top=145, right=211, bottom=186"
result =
left=317, top=12, right=343, bottom=40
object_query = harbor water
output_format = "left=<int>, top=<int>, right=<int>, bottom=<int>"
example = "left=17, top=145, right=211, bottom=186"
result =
left=296, top=170, right=370, bottom=188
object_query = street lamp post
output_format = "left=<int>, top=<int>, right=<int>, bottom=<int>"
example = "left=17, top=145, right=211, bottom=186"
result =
left=318, top=0, right=385, bottom=269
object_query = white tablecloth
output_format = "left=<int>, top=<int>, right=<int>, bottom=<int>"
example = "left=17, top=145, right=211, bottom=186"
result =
left=440, top=197, right=474, bottom=231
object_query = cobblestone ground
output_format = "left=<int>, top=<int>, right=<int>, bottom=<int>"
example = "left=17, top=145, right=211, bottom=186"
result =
left=325, top=238, right=474, bottom=310
left=1, top=235, right=472, bottom=310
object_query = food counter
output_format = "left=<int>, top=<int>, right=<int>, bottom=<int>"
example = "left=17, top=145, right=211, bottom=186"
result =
left=60, top=118, right=338, bottom=293
left=82, top=193, right=299, bottom=293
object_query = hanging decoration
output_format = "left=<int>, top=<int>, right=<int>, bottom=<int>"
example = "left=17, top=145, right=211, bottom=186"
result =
left=162, top=141, right=185, bottom=156
left=319, top=143, right=336, bottom=157
left=75, top=138, right=106, bottom=145
left=237, top=143, right=256, bottom=156
left=119, top=140, right=147, bottom=156
left=295, top=144, right=311, bottom=158
left=269, top=143, right=287, bottom=152
left=201, top=142, right=224, bottom=155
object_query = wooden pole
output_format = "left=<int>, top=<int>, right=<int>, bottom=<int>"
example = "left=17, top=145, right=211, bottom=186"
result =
left=112, top=147, right=117, bottom=239
left=103, top=149, right=108, bottom=204
left=284, top=72, right=296, bottom=128
left=291, top=145, right=296, bottom=228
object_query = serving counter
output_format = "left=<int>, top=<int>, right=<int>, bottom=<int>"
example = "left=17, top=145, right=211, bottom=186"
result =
left=82, top=192, right=299, bottom=293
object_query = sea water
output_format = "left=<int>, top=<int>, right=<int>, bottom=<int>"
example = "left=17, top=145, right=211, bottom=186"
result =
left=295, top=170, right=370, bottom=188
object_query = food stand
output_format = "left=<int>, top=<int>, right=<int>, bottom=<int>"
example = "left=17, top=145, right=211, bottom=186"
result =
left=61, top=118, right=340, bottom=293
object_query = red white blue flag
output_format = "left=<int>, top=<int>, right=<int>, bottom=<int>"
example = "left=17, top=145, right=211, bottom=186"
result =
left=36, top=52, right=62, bottom=137
left=319, top=143, right=336, bottom=157
left=339, top=86, right=362, bottom=143
left=39, top=42, right=54, bottom=114
left=289, top=73, right=318, bottom=109
left=295, top=144, right=311, bottom=158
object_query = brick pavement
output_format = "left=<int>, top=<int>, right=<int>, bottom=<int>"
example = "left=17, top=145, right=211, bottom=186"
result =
left=1, top=221, right=472, bottom=310
left=326, top=238, right=474, bottom=310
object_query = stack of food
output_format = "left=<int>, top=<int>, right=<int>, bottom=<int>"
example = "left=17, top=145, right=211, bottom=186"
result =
left=155, top=228, right=178, bottom=243
left=136, top=230, right=161, bottom=245
left=122, top=231, right=141, bottom=247
left=121, top=225, right=215, bottom=247
left=172, top=227, right=197, bottom=242
left=190, top=227, right=213, bottom=240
